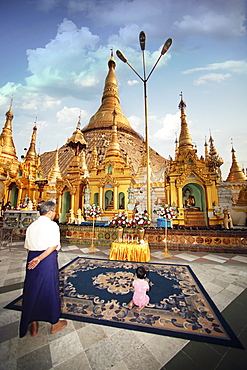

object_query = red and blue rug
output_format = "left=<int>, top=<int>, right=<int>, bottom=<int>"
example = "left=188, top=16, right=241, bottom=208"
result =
left=5, top=257, right=243, bottom=348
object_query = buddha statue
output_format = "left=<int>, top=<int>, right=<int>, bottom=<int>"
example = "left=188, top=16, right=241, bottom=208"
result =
left=183, top=188, right=195, bottom=208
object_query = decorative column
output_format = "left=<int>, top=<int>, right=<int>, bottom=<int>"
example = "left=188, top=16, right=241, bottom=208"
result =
left=17, top=187, right=23, bottom=205
left=99, top=187, right=103, bottom=208
left=70, top=193, right=75, bottom=213
left=177, top=187, right=184, bottom=222
left=58, top=193, right=62, bottom=215
left=113, top=186, right=118, bottom=210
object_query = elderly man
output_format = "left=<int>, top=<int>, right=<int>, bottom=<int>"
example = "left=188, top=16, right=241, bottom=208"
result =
left=20, top=201, right=67, bottom=338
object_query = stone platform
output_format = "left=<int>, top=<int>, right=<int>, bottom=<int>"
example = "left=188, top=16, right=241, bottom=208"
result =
left=59, top=225, right=247, bottom=254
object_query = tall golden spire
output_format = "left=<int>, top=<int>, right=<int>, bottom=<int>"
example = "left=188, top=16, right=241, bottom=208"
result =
left=25, top=122, right=37, bottom=161
left=208, top=132, right=224, bottom=168
left=88, top=137, right=98, bottom=170
left=204, top=136, right=209, bottom=161
left=104, top=109, right=125, bottom=164
left=48, top=148, right=62, bottom=183
left=178, top=92, right=193, bottom=151
left=0, top=99, right=17, bottom=158
left=174, top=133, right=178, bottom=159
left=82, top=51, right=137, bottom=135
left=226, top=145, right=247, bottom=182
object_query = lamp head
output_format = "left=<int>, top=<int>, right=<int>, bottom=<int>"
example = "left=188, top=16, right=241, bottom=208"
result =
left=139, top=31, right=146, bottom=51
left=116, top=50, right=128, bottom=63
left=161, top=38, right=172, bottom=55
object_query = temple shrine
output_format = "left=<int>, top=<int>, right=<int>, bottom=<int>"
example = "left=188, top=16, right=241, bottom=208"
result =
left=0, top=53, right=246, bottom=231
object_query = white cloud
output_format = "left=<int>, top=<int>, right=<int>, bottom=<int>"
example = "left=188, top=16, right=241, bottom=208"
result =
left=25, top=19, right=102, bottom=98
left=183, top=60, right=247, bottom=75
left=174, top=11, right=246, bottom=38
left=194, top=73, right=231, bottom=85
left=56, top=106, right=88, bottom=126
left=152, top=112, right=181, bottom=141
left=128, top=115, right=143, bottom=131
left=65, top=0, right=246, bottom=41
left=127, top=80, right=139, bottom=86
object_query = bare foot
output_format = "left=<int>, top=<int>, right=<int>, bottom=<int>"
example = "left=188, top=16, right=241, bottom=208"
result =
left=30, top=321, right=39, bottom=337
left=136, top=306, right=145, bottom=312
left=127, top=301, right=134, bottom=310
left=50, top=320, right=67, bottom=334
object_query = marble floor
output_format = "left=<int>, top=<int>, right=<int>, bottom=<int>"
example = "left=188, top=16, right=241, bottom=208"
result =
left=0, top=242, right=246, bottom=370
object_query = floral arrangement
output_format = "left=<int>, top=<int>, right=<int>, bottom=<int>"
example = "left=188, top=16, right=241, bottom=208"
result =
left=129, top=211, right=151, bottom=229
left=109, top=212, right=129, bottom=228
left=85, top=204, right=102, bottom=218
left=154, top=204, right=177, bottom=219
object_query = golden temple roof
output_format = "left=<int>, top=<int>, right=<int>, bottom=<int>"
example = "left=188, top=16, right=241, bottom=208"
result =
left=82, top=53, right=140, bottom=138
left=226, top=146, right=247, bottom=182
left=66, top=118, right=87, bottom=156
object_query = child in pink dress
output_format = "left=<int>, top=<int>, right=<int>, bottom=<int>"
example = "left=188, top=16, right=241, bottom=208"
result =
left=128, top=266, right=150, bottom=312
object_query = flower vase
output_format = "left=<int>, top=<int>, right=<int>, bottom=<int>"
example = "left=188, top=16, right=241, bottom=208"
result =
left=118, top=227, right=124, bottom=242
left=138, top=228, right=145, bottom=244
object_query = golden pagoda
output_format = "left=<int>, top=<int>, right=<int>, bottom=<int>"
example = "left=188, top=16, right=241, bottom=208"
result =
left=37, top=52, right=167, bottom=220
left=55, top=117, right=88, bottom=222
left=87, top=108, right=134, bottom=218
left=0, top=100, right=19, bottom=201
left=224, top=145, right=247, bottom=213
left=166, top=93, right=222, bottom=227
left=226, top=145, right=247, bottom=183
left=3, top=120, right=44, bottom=207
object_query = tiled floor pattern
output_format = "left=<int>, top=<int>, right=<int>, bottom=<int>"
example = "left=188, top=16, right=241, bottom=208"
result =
left=0, top=242, right=246, bottom=369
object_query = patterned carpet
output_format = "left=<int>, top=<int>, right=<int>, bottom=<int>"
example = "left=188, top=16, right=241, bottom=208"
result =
left=5, top=257, right=243, bottom=348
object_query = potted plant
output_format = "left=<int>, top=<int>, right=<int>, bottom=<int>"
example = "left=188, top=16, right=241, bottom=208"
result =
left=129, top=211, right=151, bottom=244
left=109, top=212, right=129, bottom=242
left=84, top=204, right=102, bottom=253
left=154, top=204, right=177, bottom=228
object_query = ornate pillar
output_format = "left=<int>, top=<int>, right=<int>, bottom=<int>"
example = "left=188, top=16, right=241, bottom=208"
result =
left=177, top=187, right=184, bottom=223
left=58, top=193, right=62, bottom=215
left=99, top=187, right=103, bottom=208
left=17, top=187, right=23, bottom=205
left=113, top=186, right=118, bottom=209
left=178, top=187, right=183, bottom=209
left=71, top=193, right=75, bottom=212
left=170, top=179, right=177, bottom=206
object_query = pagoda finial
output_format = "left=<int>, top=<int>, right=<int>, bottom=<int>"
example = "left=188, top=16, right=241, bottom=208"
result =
left=178, top=92, right=193, bottom=150
left=178, top=91, right=186, bottom=110
left=110, top=48, right=114, bottom=59
left=76, top=111, right=81, bottom=130
left=204, top=135, right=209, bottom=160
left=108, top=48, right=116, bottom=69
left=9, top=96, right=13, bottom=110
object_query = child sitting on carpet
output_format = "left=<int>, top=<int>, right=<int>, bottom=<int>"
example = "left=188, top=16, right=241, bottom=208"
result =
left=128, top=266, right=150, bottom=312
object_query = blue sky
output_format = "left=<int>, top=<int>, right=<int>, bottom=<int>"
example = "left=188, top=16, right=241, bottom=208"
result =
left=0, top=0, right=246, bottom=180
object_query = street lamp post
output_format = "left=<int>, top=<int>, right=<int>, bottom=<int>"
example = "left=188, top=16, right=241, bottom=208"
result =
left=116, top=32, right=172, bottom=219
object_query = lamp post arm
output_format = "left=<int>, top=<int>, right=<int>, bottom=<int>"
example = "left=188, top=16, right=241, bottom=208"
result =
left=126, top=61, right=144, bottom=82
left=146, top=38, right=172, bottom=81
left=146, top=54, right=163, bottom=82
